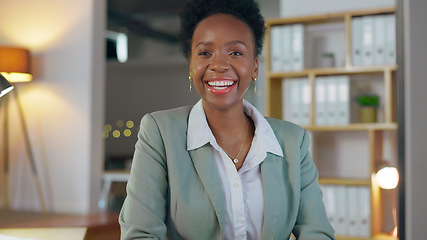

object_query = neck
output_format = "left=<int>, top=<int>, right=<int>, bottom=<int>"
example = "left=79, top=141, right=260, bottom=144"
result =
left=202, top=99, right=248, bottom=135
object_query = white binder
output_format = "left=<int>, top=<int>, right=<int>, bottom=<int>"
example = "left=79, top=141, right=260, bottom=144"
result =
left=346, top=186, right=359, bottom=236
left=373, top=15, right=386, bottom=65
left=315, top=77, right=328, bottom=126
left=336, top=76, right=350, bottom=125
left=283, top=78, right=300, bottom=124
left=351, top=17, right=363, bottom=66
left=293, top=78, right=303, bottom=125
left=361, top=16, right=374, bottom=66
left=291, top=24, right=304, bottom=71
left=384, top=14, right=396, bottom=65
left=282, top=78, right=292, bottom=122
left=321, top=185, right=337, bottom=233
left=326, top=77, right=338, bottom=125
left=282, top=25, right=293, bottom=71
left=334, top=185, right=347, bottom=236
left=359, top=186, right=371, bottom=237
left=270, top=26, right=283, bottom=72
left=300, top=78, right=311, bottom=126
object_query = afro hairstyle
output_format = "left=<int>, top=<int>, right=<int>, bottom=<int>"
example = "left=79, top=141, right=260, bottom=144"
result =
left=179, top=0, right=266, bottom=59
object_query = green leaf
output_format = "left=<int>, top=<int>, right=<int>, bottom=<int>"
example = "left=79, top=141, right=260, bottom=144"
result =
left=355, top=94, right=379, bottom=107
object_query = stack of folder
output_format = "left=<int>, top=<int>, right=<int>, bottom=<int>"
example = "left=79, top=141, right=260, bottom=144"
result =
left=282, top=75, right=358, bottom=126
left=320, top=184, right=371, bottom=237
left=352, top=14, right=396, bottom=66
left=270, top=24, right=305, bottom=72
left=315, top=75, right=357, bottom=126
left=282, top=78, right=311, bottom=126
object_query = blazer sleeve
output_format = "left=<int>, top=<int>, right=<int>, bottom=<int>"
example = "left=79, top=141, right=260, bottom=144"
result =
left=119, top=113, right=168, bottom=240
left=292, top=129, right=336, bottom=240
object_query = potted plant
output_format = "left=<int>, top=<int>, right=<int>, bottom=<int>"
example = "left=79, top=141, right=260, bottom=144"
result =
left=355, top=94, right=379, bottom=123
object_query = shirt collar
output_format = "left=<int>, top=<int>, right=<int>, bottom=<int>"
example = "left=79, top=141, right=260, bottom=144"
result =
left=242, top=99, right=283, bottom=157
left=187, top=99, right=212, bottom=150
left=187, top=99, right=283, bottom=157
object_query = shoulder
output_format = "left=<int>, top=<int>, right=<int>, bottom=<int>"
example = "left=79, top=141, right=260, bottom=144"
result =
left=142, top=106, right=192, bottom=125
left=266, top=117, right=305, bottom=135
left=140, top=106, right=192, bottom=141
left=140, top=106, right=191, bottom=144
left=149, top=106, right=192, bottom=124
left=265, top=117, right=307, bottom=144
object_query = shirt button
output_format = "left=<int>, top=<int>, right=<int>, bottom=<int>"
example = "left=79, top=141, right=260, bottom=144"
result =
left=233, top=183, right=240, bottom=188
left=237, top=217, right=244, bottom=223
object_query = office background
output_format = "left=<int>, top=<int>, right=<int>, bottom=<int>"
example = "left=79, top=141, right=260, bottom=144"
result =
left=0, top=0, right=426, bottom=239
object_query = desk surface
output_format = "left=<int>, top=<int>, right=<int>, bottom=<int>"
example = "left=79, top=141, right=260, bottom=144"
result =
left=0, top=211, right=120, bottom=240
left=0, top=228, right=87, bottom=240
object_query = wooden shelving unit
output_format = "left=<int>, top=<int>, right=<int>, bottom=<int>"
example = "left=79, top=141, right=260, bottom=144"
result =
left=319, top=178, right=371, bottom=186
left=266, top=66, right=397, bottom=121
left=304, top=123, right=397, bottom=132
left=264, top=7, right=398, bottom=240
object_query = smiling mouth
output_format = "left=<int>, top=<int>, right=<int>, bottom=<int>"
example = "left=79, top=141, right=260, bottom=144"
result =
left=206, top=80, right=236, bottom=90
left=204, top=79, right=237, bottom=95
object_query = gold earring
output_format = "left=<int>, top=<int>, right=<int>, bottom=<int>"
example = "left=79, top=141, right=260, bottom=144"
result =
left=252, top=77, right=257, bottom=93
left=189, top=76, right=193, bottom=92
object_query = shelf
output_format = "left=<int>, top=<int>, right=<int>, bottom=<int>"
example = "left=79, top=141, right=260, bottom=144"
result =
left=268, top=65, right=397, bottom=79
left=266, top=6, right=395, bottom=26
left=336, top=234, right=398, bottom=240
left=303, top=123, right=398, bottom=132
left=265, top=8, right=399, bottom=240
left=336, top=236, right=372, bottom=240
left=371, top=234, right=399, bottom=240
left=319, top=178, right=371, bottom=186
left=337, top=234, right=398, bottom=240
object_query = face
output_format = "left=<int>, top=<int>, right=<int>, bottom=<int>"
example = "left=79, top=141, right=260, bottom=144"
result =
left=189, top=13, right=258, bottom=112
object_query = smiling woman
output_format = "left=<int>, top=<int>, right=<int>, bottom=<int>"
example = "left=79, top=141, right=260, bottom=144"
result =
left=190, top=14, right=258, bottom=112
left=118, top=0, right=336, bottom=239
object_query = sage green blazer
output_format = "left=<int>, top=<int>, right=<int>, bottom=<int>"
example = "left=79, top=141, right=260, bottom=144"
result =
left=119, top=106, right=335, bottom=240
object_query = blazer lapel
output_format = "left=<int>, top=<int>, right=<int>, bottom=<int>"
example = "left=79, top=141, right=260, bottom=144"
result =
left=189, top=145, right=226, bottom=237
left=260, top=153, right=293, bottom=239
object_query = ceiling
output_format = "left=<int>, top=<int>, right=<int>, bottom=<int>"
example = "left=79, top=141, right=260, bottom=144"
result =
left=107, top=0, right=188, bottom=44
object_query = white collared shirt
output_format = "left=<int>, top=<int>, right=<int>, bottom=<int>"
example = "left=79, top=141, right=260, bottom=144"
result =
left=187, top=99, right=283, bottom=240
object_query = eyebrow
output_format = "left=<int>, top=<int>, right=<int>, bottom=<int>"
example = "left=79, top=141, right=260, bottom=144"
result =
left=227, top=40, right=247, bottom=48
left=194, top=40, right=248, bottom=49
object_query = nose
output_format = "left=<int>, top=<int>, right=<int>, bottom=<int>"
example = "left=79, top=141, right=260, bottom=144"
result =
left=209, top=52, right=229, bottom=72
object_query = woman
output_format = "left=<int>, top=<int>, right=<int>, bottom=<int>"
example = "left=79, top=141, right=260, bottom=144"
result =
left=119, top=0, right=335, bottom=239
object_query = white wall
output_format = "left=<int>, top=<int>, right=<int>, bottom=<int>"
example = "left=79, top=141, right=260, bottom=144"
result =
left=280, top=0, right=395, bottom=17
left=403, top=0, right=427, bottom=238
left=0, top=0, right=105, bottom=213
left=259, top=0, right=281, bottom=18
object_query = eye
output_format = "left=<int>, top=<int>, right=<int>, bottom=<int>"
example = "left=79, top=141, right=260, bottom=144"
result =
left=198, top=51, right=211, bottom=56
left=230, top=51, right=242, bottom=56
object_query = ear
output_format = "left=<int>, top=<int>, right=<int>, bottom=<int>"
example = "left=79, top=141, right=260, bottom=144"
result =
left=253, top=57, right=259, bottom=79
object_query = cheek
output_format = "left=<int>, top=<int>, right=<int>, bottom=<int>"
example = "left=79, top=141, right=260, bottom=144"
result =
left=236, top=61, right=255, bottom=79
left=190, top=61, right=207, bottom=79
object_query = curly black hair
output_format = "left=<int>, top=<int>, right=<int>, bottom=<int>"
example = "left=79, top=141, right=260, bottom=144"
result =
left=179, top=0, right=266, bottom=59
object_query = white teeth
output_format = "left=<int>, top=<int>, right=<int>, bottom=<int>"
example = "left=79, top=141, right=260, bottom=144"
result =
left=212, top=86, right=226, bottom=90
left=207, top=81, right=234, bottom=87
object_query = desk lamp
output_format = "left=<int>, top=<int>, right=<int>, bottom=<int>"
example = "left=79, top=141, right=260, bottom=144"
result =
left=0, top=74, right=13, bottom=97
left=375, top=162, right=399, bottom=237
left=0, top=47, right=45, bottom=211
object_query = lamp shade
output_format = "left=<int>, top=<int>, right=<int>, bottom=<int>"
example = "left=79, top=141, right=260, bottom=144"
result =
left=375, top=166, right=399, bottom=189
left=0, top=73, right=14, bottom=98
left=0, top=47, right=32, bottom=82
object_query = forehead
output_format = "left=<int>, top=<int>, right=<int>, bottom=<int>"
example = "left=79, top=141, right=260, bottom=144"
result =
left=192, top=13, right=254, bottom=47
